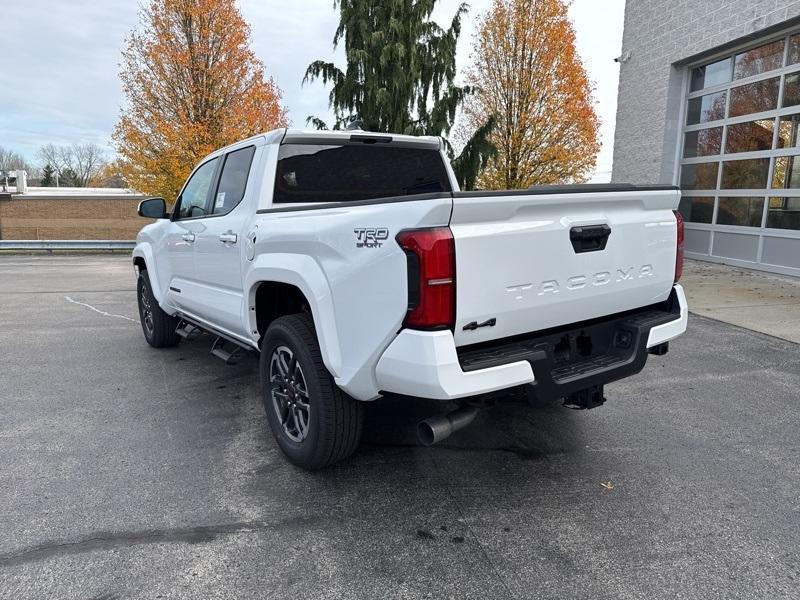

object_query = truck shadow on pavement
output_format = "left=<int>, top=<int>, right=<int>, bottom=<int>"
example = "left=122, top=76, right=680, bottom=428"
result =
left=359, top=392, right=585, bottom=461
left=179, top=340, right=588, bottom=468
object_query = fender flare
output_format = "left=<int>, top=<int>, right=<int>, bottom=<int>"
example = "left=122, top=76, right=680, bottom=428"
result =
left=245, top=254, right=342, bottom=378
left=132, top=243, right=165, bottom=304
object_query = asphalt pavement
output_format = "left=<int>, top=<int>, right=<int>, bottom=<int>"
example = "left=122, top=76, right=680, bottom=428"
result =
left=0, top=255, right=798, bottom=599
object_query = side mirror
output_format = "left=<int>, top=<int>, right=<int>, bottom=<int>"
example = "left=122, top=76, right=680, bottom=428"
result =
left=138, top=197, right=167, bottom=219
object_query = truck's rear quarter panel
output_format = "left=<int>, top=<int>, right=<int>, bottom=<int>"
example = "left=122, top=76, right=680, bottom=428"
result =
left=249, top=194, right=453, bottom=400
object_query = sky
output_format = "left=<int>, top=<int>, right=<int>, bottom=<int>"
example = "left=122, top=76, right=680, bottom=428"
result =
left=0, top=0, right=625, bottom=182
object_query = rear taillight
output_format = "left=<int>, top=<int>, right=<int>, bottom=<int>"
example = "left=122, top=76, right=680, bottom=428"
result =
left=396, top=227, right=455, bottom=330
left=673, top=209, right=684, bottom=283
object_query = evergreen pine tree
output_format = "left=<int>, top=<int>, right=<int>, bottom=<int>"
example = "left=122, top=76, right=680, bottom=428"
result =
left=304, top=0, right=495, bottom=189
left=41, top=164, right=55, bottom=187
left=59, top=167, right=80, bottom=187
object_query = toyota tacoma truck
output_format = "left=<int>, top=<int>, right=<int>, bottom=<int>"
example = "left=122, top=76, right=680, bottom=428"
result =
left=133, top=128, right=688, bottom=469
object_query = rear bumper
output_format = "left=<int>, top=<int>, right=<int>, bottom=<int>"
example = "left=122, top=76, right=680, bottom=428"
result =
left=646, top=284, right=688, bottom=347
left=375, top=284, right=688, bottom=401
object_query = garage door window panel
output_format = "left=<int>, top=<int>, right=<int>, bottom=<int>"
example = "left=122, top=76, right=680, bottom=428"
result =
left=783, top=72, right=800, bottom=108
left=684, top=127, right=722, bottom=157
left=729, top=78, right=779, bottom=117
left=687, top=91, right=727, bottom=125
left=725, top=119, right=776, bottom=154
left=733, top=40, right=784, bottom=80
left=767, top=197, right=800, bottom=230
left=680, top=162, right=719, bottom=190
left=717, top=197, right=765, bottom=227
left=720, top=158, right=770, bottom=189
left=678, top=197, right=715, bottom=224
left=690, top=57, right=732, bottom=91
left=789, top=34, right=800, bottom=65
left=777, top=114, right=800, bottom=148
left=772, top=155, right=800, bottom=189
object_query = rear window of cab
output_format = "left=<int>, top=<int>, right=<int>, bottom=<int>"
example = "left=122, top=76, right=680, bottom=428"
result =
left=273, top=143, right=451, bottom=204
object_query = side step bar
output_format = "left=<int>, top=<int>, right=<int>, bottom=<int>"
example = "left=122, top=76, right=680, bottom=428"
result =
left=174, top=318, right=251, bottom=365
left=210, top=336, right=246, bottom=365
left=175, top=320, right=201, bottom=340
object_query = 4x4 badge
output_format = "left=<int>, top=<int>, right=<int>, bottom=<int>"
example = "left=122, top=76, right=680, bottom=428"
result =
left=462, top=318, right=497, bottom=331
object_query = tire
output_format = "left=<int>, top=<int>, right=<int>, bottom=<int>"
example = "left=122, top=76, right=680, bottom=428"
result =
left=137, top=270, right=180, bottom=348
left=260, top=313, right=364, bottom=469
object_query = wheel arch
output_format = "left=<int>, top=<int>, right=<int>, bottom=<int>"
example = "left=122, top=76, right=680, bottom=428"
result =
left=246, top=255, right=342, bottom=378
left=132, top=243, right=164, bottom=303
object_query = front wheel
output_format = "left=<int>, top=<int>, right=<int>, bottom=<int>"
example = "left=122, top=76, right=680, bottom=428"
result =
left=260, top=313, right=364, bottom=469
left=137, top=270, right=180, bottom=348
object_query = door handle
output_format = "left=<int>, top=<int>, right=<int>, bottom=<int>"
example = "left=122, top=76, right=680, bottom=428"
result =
left=219, top=231, right=238, bottom=244
left=181, top=232, right=196, bottom=243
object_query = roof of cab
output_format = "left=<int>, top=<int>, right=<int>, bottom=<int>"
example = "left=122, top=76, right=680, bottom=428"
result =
left=203, top=127, right=442, bottom=161
left=281, top=128, right=441, bottom=150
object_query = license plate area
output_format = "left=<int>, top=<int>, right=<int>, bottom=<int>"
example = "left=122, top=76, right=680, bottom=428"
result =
left=457, top=290, right=681, bottom=400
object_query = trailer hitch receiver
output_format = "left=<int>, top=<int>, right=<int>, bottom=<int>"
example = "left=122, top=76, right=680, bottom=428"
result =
left=563, top=385, right=606, bottom=410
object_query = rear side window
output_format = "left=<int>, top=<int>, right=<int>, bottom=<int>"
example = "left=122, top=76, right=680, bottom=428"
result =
left=213, top=146, right=256, bottom=215
left=273, top=144, right=451, bottom=204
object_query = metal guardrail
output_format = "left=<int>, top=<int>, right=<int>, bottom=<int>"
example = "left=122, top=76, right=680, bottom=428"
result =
left=0, top=240, right=136, bottom=250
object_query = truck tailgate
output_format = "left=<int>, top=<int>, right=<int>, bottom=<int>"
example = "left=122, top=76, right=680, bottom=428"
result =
left=449, top=188, right=680, bottom=347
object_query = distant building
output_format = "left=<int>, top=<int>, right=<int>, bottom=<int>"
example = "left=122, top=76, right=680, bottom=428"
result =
left=613, top=1, right=800, bottom=277
left=0, top=187, right=146, bottom=240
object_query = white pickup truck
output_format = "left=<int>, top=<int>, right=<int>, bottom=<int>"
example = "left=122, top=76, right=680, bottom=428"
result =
left=133, top=128, right=688, bottom=469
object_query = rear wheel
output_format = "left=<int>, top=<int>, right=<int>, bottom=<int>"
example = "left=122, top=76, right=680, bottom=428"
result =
left=137, top=270, right=180, bottom=348
left=260, top=313, right=364, bottom=469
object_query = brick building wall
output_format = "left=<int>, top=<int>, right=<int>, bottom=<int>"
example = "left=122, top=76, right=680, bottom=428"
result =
left=0, top=195, right=150, bottom=240
left=612, top=0, right=800, bottom=184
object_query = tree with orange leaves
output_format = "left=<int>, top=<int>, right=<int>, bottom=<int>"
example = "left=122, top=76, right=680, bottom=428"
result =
left=113, top=0, right=288, bottom=200
left=462, top=0, right=600, bottom=189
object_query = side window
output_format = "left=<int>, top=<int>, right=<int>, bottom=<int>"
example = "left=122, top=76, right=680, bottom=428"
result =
left=177, top=157, right=219, bottom=219
left=212, top=146, right=256, bottom=215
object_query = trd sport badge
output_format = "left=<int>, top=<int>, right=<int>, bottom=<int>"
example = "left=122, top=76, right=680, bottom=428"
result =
left=354, top=228, right=389, bottom=248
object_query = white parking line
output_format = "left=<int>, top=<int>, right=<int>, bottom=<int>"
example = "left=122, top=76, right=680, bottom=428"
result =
left=64, top=296, right=139, bottom=324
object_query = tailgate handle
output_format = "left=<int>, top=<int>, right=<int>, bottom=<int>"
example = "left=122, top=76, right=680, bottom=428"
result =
left=570, top=224, right=611, bottom=253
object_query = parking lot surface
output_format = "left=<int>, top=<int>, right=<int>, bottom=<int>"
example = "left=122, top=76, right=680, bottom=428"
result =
left=1, top=255, right=799, bottom=600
